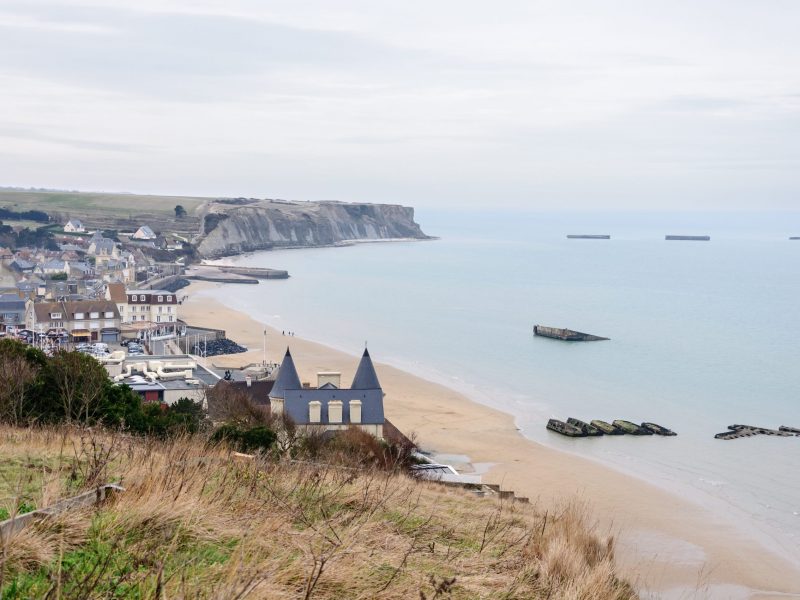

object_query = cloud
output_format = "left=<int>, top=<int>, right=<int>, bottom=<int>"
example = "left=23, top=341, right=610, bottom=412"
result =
left=0, top=1, right=799, bottom=209
left=0, top=10, right=116, bottom=34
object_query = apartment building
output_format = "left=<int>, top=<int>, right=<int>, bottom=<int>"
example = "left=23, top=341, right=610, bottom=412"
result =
left=28, top=299, right=122, bottom=342
left=123, top=289, right=178, bottom=325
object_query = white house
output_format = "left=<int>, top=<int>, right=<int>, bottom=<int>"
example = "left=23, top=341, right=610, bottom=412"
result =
left=132, top=225, right=156, bottom=240
left=63, top=219, right=85, bottom=233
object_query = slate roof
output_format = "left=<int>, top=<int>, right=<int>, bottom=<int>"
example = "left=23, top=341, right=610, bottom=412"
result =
left=269, top=348, right=301, bottom=399
left=284, top=389, right=384, bottom=425
left=269, top=347, right=385, bottom=426
left=0, top=294, right=25, bottom=311
left=351, top=348, right=381, bottom=389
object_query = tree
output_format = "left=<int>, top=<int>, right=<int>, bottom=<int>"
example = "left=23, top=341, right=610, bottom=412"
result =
left=0, top=354, right=40, bottom=425
left=42, top=351, right=109, bottom=422
left=174, top=205, right=187, bottom=219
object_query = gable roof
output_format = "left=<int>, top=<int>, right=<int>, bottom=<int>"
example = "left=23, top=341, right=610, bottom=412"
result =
left=351, top=348, right=381, bottom=390
left=106, top=282, right=127, bottom=303
left=269, top=347, right=301, bottom=399
left=135, top=225, right=156, bottom=238
left=66, top=219, right=82, bottom=227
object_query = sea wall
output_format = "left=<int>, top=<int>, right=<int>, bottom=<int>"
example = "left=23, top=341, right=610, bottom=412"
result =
left=196, top=200, right=429, bottom=258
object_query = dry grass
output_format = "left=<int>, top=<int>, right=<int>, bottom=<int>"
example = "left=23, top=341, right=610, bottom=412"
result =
left=0, top=425, right=637, bottom=599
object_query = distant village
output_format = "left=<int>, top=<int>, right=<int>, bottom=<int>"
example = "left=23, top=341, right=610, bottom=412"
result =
left=1, top=215, right=189, bottom=345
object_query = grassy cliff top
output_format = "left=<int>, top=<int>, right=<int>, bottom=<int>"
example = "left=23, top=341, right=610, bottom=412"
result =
left=0, top=190, right=208, bottom=219
left=0, top=426, right=637, bottom=599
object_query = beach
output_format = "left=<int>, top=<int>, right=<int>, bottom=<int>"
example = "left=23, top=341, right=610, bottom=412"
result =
left=180, top=280, right=800, bottom=599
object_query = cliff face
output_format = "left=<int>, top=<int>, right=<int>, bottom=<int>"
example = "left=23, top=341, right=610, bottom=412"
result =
left=196, top=200, right=429, bottom=258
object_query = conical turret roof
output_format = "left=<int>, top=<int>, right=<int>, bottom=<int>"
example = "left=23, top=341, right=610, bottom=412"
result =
left=351, top=348, right=381, bottom=390
left=269, top=348, right=301, bottom=398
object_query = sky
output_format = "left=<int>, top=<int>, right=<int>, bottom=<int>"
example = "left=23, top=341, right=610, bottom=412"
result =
left=0, top=0, right=799, bottom=210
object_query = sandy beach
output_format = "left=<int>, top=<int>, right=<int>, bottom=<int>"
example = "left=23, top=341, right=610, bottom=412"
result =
left=180, top=281, right=800, bottom=599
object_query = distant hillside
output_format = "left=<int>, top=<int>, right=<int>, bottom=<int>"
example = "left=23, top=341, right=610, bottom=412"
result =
left=0, top=190, right=431, bottom=258
left=0, top=190, right=206, bottom=238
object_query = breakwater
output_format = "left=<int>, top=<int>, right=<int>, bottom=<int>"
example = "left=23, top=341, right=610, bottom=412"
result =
left=533, top=325, right=609, bottom=341
left=218, top=266, right=289, bottom=279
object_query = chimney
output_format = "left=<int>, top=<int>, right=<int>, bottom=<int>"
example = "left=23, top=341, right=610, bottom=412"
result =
left=317, top=371, right=341, bottom=388
left=245, top=375, right=252, bottom=387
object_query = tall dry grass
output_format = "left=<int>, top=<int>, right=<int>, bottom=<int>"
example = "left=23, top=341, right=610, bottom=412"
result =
left=0, top=425, right=637, bottom=599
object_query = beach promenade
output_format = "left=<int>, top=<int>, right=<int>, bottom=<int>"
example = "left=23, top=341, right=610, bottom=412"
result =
left=180, top=281, right=800, bottom=599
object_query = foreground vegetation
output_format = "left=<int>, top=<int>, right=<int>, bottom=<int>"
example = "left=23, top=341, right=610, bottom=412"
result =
left=0, top=425, right=637, bottom=599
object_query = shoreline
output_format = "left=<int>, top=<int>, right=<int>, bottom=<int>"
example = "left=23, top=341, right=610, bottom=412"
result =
left=180, top=280, right=800, bottom=598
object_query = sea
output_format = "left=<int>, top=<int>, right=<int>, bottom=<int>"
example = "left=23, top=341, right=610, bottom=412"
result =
left=202, top=209, right=800, bottom=567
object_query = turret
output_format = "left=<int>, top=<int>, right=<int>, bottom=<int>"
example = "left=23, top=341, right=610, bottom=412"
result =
left=351, top=348, right=381, bottom=390
left=269, top=348, right=301, bottom=415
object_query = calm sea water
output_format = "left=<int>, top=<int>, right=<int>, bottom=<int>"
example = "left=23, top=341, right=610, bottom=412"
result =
left=203, top=210, right=800, bottom=565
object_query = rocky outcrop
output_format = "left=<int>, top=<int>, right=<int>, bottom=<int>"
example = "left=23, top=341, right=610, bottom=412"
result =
left=196, top=200, right=429, bottom=258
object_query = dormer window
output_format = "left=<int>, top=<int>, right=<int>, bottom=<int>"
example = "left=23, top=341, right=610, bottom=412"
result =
left=89, top=312, right=99, bottom=319
left=157, top=295, right=163, bottom=302
left=104, top=311, right=114, bottom=318
left=50, top=312, right=62, bottom=319
left=74, top=312, right=84, bottom=319
left=166, top=295, right=173, bottom=302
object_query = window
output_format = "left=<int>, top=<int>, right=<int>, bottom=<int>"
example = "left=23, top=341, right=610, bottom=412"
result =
left=74, top=312, right=84, bottom=320
left=103, top=320, right=114, bottom=328
left=50, top=312, right=62, bottom=319
left=158, top=306, right=162, bottom=313
left=132, top=315, right=137, bottom=322
left=167, top=306, right=172, bottom=313
left=156, top=315, right=161, bottom=323
left=167, top=295, right=172, bottom=302
left=90, top=312, right=99, bottom=319
left=308, top=401, right=321, bottom=423
left=104, top=311, right=114, bottom=318
left=89, top=322, right=99, bottom=330
left=157, top=295, right=163, bottom=302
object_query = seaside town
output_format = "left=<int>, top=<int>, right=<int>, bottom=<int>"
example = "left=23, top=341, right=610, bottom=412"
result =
left=2, top=2, right=799, bottom=598
left=0, top=204, right=483, bottom=482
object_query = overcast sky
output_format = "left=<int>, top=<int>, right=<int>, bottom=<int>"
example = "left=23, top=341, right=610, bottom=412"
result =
left=1, top=0, right=799, bottom=210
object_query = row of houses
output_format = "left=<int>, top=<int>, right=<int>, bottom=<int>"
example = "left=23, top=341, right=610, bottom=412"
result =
left=0, top=283, right=181, bottom=343
left=65, top=220, right=157, bottom=242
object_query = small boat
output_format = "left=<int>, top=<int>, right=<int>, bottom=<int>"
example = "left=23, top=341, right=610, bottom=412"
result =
left=591, top=420, right=625, bottom=435
left=779, top=426, right=800, bottom=435
left=546, top=419, right=586, bottom=437
left=612, top=420, right=653, bottom=435
left=641, top=422, right=677, bottom=436
left=567, top=418, right=603, bottom=436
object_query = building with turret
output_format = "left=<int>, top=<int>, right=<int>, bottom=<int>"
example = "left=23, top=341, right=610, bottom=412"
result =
left=269, top=348, right=385, bottom=439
